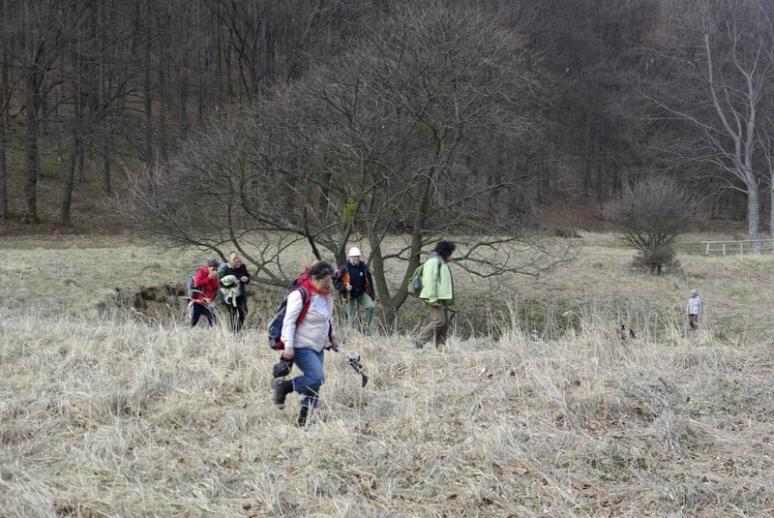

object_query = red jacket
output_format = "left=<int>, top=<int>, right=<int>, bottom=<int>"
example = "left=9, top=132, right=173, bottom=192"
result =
left=193, top=266, right=219, bottom=302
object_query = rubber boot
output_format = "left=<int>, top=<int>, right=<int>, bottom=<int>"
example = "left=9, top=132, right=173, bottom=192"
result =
left=273, top=379, right=293, bottom=408
left=297, top=406, right=309, bottom=428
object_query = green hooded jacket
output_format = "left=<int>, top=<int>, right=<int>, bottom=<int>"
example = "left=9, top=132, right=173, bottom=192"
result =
left=419, top=252, right=454, bottom=305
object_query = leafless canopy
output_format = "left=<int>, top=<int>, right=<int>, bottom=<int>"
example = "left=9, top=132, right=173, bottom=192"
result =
left=607, top=177, right=694, bottom=273
left=127, top=2, right=571, bottom=322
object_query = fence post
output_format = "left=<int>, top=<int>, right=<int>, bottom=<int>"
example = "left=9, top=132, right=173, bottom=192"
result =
left=739, top=241, right=743, bottom=257
left=723, top=243, right=726, bottom=255
left=705, top=242, right=710, bottom=255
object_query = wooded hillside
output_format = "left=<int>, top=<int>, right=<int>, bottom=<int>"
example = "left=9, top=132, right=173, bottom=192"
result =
left=0, top=0, right=771, bottom=236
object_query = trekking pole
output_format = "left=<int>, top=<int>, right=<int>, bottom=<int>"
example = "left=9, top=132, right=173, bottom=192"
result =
left=330, top=346, right=368, bottom=387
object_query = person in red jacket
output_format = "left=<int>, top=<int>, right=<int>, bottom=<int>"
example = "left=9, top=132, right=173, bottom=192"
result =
left=191, top=258, right=220, bottom=327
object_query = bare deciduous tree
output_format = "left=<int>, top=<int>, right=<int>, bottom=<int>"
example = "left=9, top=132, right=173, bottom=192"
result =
left=128, top=2, right=572, bottom=325
left=644, top=1, right=772, bottom=252
left=0, top=0, right=11, bottom=219
left=607, top=177, right=693, bottom=274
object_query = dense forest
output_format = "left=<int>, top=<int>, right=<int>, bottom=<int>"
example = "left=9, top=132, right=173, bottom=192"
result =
left=0, top=0, right=772, bottom=240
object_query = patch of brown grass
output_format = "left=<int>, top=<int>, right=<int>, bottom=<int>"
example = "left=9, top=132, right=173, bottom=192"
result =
left=1, top=235, right=774, bottom=515
left=0, top=308, right=772, bottom=516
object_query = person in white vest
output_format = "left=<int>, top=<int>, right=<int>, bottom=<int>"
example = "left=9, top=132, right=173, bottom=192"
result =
left=273, top=261, right=339, bottom=427
left=687, top=289, right=703, bottom=330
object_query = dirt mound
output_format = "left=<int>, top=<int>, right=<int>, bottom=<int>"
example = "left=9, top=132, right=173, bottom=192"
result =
left=99, top=283, right=188, bottom=322
left=99, top=283, right=282, bottom=326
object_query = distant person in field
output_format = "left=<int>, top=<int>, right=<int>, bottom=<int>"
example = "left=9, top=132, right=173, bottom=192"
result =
left=687, top=288, right=703, bottom=330
left=273, top=261, right=339, bottom=427
left=333, top=247, right=376, bottom=336
left=190, top=258, right=220, bottom=327
left=414, top=240, right=456, bottom=350
left=219, top=253, right=250, bottom=332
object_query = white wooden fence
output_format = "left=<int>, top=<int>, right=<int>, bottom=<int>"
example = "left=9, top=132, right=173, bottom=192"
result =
left=700, top=239, right=774, bottom=256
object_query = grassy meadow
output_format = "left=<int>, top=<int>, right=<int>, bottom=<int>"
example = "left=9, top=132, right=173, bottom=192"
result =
left=1, top=233, right=773, bottom=516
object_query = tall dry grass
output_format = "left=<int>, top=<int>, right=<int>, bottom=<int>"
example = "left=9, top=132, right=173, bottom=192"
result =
left=2, top=234, right=774, bottom=516
left=1, top=304, right=773, bottom=516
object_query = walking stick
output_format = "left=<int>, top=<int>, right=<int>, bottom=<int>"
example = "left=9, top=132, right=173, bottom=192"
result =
left=272, top=348, right=368, bottom=387
left=334, top=347, right=369, bottom=387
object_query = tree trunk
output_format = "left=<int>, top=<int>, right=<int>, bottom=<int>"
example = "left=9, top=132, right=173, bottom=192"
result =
left=22, top=2, right=42, bottom=224
left=23, top=100, right=40, bottom=224
left=101, top=127, right=111, bottom=193
left=143, top=0, right=153, bottom=164
left=178, top=32, right=190, bottom=137
left=225, top=33, right=234, bottom=98
left=158, top=66, right=169, bottom=166
left=0, top=44, right=8, bottom=219
left=375, top=172, right=434, bottom=328
left=198, top=16, right=209, bottom=126
left=748, top=184, right=762, bottom=253
left=100, top=0, right=115, bottom=193
left=0, top=106, right=6, bottom=219
left=594, top=155, right=604, bottom=209
left=368, top=240, right=397, bottom=330
left=62, top=42, right=82, bottom=227
left=770, top=176, right=774, bottom=253
left=23, top=54, right=41, bottom=224
left=583, top=124, right=592, bottom=197
left=611, top=159, right=621, bottom=195
left=61, top=123, right=81, bottom=227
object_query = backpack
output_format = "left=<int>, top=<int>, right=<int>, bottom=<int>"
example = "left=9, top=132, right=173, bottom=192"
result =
left=408, top=264, right=424, bottom=296
left=408, top=256, right=442, bottom=296
left=185, top=276, right=195, bottom=298
left=268, top=277, right=312, bottom=350
left=185, top=275, right=205, bottom=301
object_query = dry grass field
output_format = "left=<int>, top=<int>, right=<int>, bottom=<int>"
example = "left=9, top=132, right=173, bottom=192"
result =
left=1, top=233, right=773, bottom=516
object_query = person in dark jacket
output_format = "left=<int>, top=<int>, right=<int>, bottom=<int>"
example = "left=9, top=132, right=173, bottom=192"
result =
left=191, top=258, right=220, bottom=327
left=333, top=247, right=376, bottom=335
left=219, top=253, right=251, bottom=332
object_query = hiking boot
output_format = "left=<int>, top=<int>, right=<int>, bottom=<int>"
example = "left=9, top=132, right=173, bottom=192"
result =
left=413, top=337, right=424, bottom=349
left=272, top=379, right=293, bottom=408
left=297, top=406, right=309, bottom=427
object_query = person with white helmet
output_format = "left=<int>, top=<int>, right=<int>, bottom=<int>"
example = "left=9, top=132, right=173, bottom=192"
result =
left=333, top=246, right=376, bottom=335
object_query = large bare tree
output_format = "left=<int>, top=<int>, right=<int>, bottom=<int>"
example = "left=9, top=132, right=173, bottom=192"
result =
left=645, top=1, right=773, bottom=252
left=129, top=2, right=571, bottom=324
left=0, top=0, right=12, bottom=219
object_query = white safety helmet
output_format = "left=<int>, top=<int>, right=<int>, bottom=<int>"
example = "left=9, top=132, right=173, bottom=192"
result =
left=348, top=246, right=363, bottom=258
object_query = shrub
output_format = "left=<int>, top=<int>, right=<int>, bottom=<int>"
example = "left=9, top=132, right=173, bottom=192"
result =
left=632, top=245, right=679, bottom=275
left=607, top=177, right=693, bottom=275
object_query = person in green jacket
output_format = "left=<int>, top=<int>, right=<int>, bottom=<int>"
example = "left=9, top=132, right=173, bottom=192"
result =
left=414, top=240, right=455, bottom=350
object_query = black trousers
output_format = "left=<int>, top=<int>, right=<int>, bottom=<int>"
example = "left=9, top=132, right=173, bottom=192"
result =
left=190, top=303, right=215, bottom=327
left=224, top=298, right=247, bottom=332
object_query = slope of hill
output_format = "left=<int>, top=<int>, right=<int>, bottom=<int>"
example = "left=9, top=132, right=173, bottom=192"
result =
left=1, top=234, right=772, bottom=516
